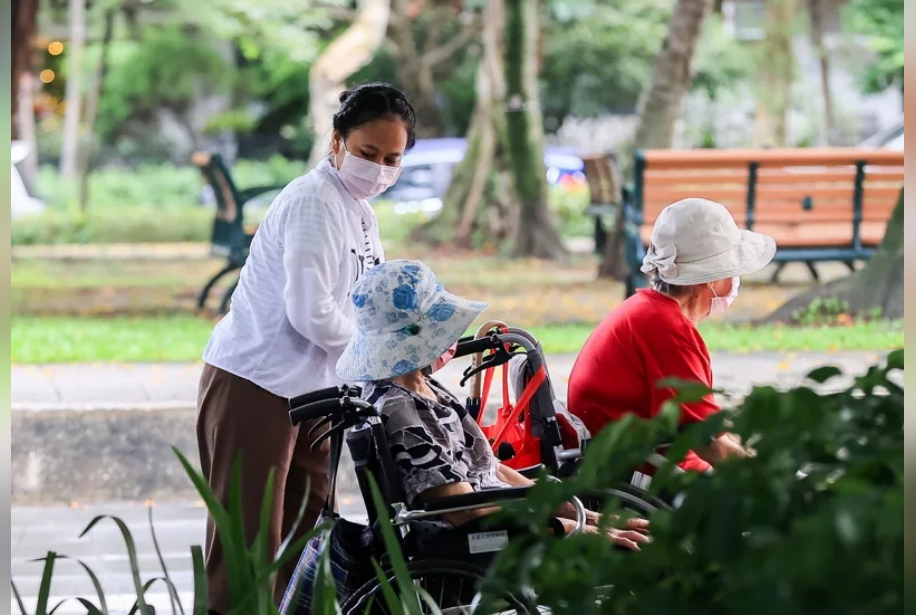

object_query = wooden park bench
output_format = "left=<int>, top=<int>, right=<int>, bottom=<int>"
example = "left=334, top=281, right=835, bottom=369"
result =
left=623, top=148, right=904, bottom=296
left=581, top=153, right=623, bottom=255
left=191, top=152, right=288, bottom=313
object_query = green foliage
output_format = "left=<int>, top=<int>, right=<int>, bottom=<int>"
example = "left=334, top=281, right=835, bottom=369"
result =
left=693, top=15, right=754, bottom=101
left=11, top=450, right=337, bottom=615
left=792, top=297, right=852, bottom=326
left=791, top=297, right=885, bottom=326
left=10, top=316, right=903, bottom=364
left=14, top=158, right=306, bottom=245
left=844, top=0, right=904, bottom=93
left=541, top=1, right=670, bottom=129
left=12, top=207, right=214, bottom=246
left=487, top=352, right=904, bottom=615
left=10, top=355, right=904, bottom=614
left=97, top=26, right=235, bottom=142
left=550, top=187, right=593, bottom=238
left=33, top=159, right=303, bottom=212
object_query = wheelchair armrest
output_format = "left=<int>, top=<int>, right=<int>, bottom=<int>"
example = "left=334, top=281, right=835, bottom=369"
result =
left=418, top=487, right=532, bottom=513
left=516, top=464, right=546, bottom=480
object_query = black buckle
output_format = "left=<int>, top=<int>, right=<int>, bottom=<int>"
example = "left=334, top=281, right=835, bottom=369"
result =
left=460, top=341, right=515, bottom=388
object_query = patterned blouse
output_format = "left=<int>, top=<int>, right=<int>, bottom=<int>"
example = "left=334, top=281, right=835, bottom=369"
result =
left=364, top=379, right=510, bottom=506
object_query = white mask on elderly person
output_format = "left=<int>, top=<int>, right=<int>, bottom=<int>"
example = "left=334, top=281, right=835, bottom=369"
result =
left=709, top=277, right=741, bottom=317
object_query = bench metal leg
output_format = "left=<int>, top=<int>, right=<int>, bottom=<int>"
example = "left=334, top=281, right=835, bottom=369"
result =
left=198, top=263, right=241, bottom=310
left=219, top=279, right=239, bottom=315
left=843, top=260, right=857, bottom=274
left=770, top=263, right=787, bottom=284
left=594, top=217, right=608, bottom=255
left=805, top=262, right=821, bottom=282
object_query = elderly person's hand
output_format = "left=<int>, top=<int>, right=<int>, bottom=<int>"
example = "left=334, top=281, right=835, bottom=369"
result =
left=556, top=518, right=652, bottom=551
left=701, top=433, right=757, bottom=465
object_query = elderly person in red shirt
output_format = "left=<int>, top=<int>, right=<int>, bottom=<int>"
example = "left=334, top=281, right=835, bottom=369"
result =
left=569, top=198, right=777, bottom=473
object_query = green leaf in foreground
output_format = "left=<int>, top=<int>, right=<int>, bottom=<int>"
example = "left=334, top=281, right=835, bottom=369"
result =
left=191, top=546, right=209, bottom=615
left=150, top=505, right=184, bottom=615
left=806, top=365, right=844, bottom=384
left=12, top=581, right=28, bottom=615
left=80, top=517, right=153, bottom=615
left=367, top=476, right=425, bottom=615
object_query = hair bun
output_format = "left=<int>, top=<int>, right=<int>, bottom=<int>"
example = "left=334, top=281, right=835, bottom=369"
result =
left=338, top=90, right=354, bottom=105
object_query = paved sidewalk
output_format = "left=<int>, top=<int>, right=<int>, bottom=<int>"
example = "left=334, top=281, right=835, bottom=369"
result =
left=12, top=351, right=888, bottom=410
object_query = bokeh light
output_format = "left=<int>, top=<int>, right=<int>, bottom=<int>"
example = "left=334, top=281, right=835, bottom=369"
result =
left=39, top=69, right=56, bottom=84
left=48, top=41, right=64, bottom=56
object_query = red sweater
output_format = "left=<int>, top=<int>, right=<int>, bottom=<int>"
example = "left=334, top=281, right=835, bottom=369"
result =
left=569, top=290, right=719, bottom=472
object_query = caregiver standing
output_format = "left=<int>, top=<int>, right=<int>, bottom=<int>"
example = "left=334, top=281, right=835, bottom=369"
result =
left=197, top=83, right=417, bottom=614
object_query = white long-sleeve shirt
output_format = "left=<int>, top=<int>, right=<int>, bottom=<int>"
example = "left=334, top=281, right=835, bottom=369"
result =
left=203, top=158, right=384, bottom=398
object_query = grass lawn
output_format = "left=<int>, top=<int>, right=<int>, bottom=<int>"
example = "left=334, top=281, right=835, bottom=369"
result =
left=11, top=315, right=904, bottom=364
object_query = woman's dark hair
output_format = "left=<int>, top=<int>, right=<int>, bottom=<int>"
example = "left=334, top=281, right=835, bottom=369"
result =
left=333, top=83, right=417, bottom=151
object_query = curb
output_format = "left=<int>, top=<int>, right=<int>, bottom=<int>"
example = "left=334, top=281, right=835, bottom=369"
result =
left=11, top=402, right=197, bottom=413
left=11, top=403, right=368, bottom=506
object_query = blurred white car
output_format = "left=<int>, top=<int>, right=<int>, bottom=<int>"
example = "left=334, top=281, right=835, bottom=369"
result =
left=11, top=141, right=46, bottom=218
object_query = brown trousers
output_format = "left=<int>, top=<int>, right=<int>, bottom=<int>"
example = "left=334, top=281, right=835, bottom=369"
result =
left=196, top=364, right=330, bottom=614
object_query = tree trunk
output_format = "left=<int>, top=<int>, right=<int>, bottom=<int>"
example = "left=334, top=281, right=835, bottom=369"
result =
left=808, top=0, right=835, bottom=146
left=599, top=0, right=712, bottom=280
left=632, top=0, right=713, bottom=149
left=766, top=190, right=904, bottom=322
left=504, top=0, right=565, bottom=259
left=414, top=0, right=512, bottom=249
left=78, top=9, right=117, bottom=212
left=12, top=0, right=40, bottom=141
left=61, top=0, right=87, bottom=179
left=753, top=0, right=797, bottom=148
left=17, top=73, right=40, bottom=184
left=387, top=1, right=481, bottom=138
left=307, top=0, right=391, bottom=168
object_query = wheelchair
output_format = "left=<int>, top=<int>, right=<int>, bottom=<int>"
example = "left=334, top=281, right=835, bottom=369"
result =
left=281, top=384, right=590, bottom=614
left=453, top=322, right=677, bottom=513
left=281, top=326, right=670, bottom=614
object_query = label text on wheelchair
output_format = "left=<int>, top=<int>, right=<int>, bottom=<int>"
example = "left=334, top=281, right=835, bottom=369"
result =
left=468, top=531, right=509, bottom=554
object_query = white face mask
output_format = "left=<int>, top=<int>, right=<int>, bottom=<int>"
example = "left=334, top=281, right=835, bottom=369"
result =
left=334, top=144, right=402, bottom=200
left=709, top=277, right=741, bottom=317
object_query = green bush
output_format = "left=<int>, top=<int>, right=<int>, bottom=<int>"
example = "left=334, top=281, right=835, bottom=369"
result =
left=9, top=355, right=903, bottom=613
left=485, top=352, right=904, bottom=615
left=12, top=207, right=215, bottom=245
left=35, top=157, right=305, bottom=213
left=550, top=187, right=593, bottom=238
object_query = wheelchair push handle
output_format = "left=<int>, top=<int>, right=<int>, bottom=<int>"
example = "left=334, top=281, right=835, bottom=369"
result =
left=288, top=384, right=362, bottom=410
left=289, top=395, right=378, bottom=427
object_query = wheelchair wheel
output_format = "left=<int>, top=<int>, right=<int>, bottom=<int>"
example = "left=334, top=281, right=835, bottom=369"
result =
left=341, top=559, right=539, bottom=615
left=581, top=484, right=672, bottom=517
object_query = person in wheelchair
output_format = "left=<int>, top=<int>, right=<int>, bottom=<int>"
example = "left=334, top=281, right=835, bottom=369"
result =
left=336, top=259, right=651, bottom=547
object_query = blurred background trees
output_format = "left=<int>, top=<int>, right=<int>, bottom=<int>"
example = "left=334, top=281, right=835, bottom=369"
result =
left=12, top=0, right=904, bottom=257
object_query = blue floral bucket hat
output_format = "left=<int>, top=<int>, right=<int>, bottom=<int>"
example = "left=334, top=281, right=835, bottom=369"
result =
left=336, top=260, right=489, bottom=382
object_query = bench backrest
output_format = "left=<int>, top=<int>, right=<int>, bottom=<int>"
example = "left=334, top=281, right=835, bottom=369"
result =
left=191, top=152, right=248, bottom=260
left=581, top=153, right=622, bottom=206
left=632, top=149, right=904, bottom=251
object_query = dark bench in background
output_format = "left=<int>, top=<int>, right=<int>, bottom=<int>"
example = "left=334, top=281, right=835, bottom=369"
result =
left=192, top=152, right=288, bottom=314
left=581, top=153, right=623, bottom=256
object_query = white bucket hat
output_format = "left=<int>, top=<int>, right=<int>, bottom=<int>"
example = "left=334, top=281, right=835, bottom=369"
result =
left=337, top=260, right=488, bottom=382
left=641, top=198, right=777, bottom=286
